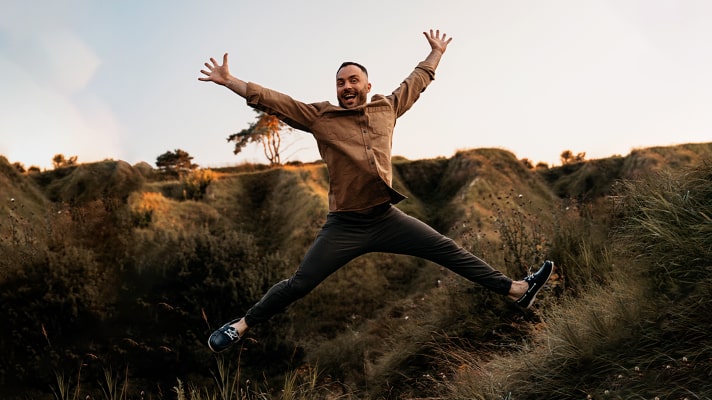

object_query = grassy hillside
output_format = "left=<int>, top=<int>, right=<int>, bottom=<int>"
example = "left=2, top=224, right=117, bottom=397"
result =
left=0, top=144, right=710, bottom=399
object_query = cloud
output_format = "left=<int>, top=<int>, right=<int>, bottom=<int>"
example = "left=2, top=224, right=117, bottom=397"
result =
left=0, top=11, right=118, bottom=168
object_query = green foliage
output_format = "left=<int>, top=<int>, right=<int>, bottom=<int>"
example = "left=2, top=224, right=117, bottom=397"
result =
left=490, top=194, right=549, bottom=275
left=182, top=169, right=216, bottom=200
left=440, top=159, right=712, bottom=399
left=560, top=149, right=586, bottom=165
left=228, top=110, right=293, bottom=166
left=156, top=149, right=197, bottom=174
left=32, top=160, right=144, bottom=203
left=615, top=163, right=712, bottom=291
left=2, top=146, right=711, bottom=398
left=53, top=153, right=78, bottom=169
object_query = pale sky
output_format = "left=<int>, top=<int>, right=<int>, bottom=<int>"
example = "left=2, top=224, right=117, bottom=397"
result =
left=1, top=0, right=711, bottom=170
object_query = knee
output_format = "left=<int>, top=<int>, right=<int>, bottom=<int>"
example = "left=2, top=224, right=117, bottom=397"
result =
left=286, top=276, right=317, bottom=299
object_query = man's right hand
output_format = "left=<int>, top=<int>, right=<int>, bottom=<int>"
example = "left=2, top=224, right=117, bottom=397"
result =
left=199, top=53, right=248, bottom=97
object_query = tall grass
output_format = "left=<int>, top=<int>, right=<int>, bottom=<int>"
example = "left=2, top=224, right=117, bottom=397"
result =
left=5, top=151, right=710, bottom=398
left=440, top=161, right=712, bottom=399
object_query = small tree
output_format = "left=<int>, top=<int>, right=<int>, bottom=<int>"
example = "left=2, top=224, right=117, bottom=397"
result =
left=560, top=150, right=586, bottom=165
left=156, top=149, right=197, bottom=175
left=52, top=154, right=78, bottom=169
left=12, top=162, right=26, bottom=173
left=227, top=110, right=292, bottom=166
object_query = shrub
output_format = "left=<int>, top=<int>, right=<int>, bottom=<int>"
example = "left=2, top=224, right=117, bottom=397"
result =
left=182, top=169, right=216, bottom=200
left=439, top=160, right=712, bottom=399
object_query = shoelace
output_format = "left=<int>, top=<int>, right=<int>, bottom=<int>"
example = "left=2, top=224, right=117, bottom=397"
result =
left=525, top=267, right=534, bottom=280
left=224, top=328, right=239, bottom=341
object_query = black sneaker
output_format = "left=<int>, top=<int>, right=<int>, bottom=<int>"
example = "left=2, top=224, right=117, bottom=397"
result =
left=208, top=319, right=242, bottom=353
left=515, top=261, right=554, bottom=308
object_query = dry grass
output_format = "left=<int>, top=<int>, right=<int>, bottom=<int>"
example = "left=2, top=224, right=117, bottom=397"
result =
left=2, top=146, right=711, bottom=399
left=438, top=160, right=712, bottom=399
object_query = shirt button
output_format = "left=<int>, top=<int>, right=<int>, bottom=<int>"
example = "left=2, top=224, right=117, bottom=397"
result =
left=362, top=130, right=367, bottom=134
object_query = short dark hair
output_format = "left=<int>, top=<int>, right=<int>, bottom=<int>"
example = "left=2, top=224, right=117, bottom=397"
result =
left=337, top=61, right=368, bottom=77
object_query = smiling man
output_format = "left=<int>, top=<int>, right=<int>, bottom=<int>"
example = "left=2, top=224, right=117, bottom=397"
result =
left=336, top=61, right=371, bottom=109
left=199, top=29, right=553, bottom=353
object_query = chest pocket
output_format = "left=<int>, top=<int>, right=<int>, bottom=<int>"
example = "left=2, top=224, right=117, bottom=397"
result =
left=313, top=113, right=360, bottom=142
left=367, top=106, right=395, bottom=137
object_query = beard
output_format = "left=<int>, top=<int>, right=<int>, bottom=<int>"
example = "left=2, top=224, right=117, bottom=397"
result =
left=338, top=87, right=369, bottom=109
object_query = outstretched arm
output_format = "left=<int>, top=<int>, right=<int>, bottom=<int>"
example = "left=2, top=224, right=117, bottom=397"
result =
left=422, top=29, right=452, bottom=69
left=198, top=53, right=248, bottom=98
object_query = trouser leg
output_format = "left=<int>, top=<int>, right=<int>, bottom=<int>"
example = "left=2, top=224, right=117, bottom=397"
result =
left=243, top=205, right=513, bottom=327
left=371, top=207, right=513, bottom=295
left=243, top=214, right=366, bottom=326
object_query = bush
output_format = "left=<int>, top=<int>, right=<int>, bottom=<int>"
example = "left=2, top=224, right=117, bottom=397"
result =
left=439, top=160, right=712, bottom=399
left=182, top=169, right=216, bottom=200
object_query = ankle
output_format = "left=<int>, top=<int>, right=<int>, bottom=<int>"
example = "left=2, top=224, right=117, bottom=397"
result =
left=232, top=319, right=249, bottom=336
left=508, top=280, right=527, bottom=300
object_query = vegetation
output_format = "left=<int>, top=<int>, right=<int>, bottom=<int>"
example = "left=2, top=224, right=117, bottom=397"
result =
left=0, top=143, right=711, bottom=399
left=156, top=149, right=198, bottom=175
left=53, top=154, right=79, bottom=170
left=228, top=110, right=293, bottom=166
left=440, top=158, right=712, bottom=399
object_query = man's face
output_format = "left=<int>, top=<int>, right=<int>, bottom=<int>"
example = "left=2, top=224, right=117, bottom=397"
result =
left=336, top=65, right=371, bottom=109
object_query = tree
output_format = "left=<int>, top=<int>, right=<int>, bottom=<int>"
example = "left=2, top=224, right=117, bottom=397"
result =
left=227, top=110, right=292, bottom=166
left=52, top=154, right=78, bottom=169
left=12, top=162, right=26, bottom=173
left=156, top=149, right=197, bottom=174
left=560, top=150, right=586, bottom=165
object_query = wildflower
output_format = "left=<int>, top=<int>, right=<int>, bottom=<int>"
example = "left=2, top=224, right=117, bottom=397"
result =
left=682, top=356, right=688, bottom=363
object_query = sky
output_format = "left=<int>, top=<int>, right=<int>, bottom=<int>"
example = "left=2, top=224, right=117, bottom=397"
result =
left=1, top=0, right=711, bottom=170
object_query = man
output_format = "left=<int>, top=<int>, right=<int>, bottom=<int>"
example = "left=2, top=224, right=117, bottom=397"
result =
left=199, top=29, right=553, bottom=353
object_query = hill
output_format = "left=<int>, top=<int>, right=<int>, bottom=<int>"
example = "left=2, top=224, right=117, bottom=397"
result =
left=1, top=143, right=710, bottom=399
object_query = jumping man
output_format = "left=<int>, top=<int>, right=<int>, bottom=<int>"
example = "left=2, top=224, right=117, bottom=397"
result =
left=198, top=29, right=553, bottom=353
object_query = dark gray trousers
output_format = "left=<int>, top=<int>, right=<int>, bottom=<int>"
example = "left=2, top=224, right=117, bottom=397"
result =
left=244, top=205, right=512, bottom=327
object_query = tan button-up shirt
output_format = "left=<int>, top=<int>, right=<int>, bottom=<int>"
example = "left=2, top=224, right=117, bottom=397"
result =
left=245, top=60, right=436, bottom=212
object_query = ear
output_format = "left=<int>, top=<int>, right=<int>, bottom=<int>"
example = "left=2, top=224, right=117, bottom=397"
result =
left=366, top=82, right=372, bottom=93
